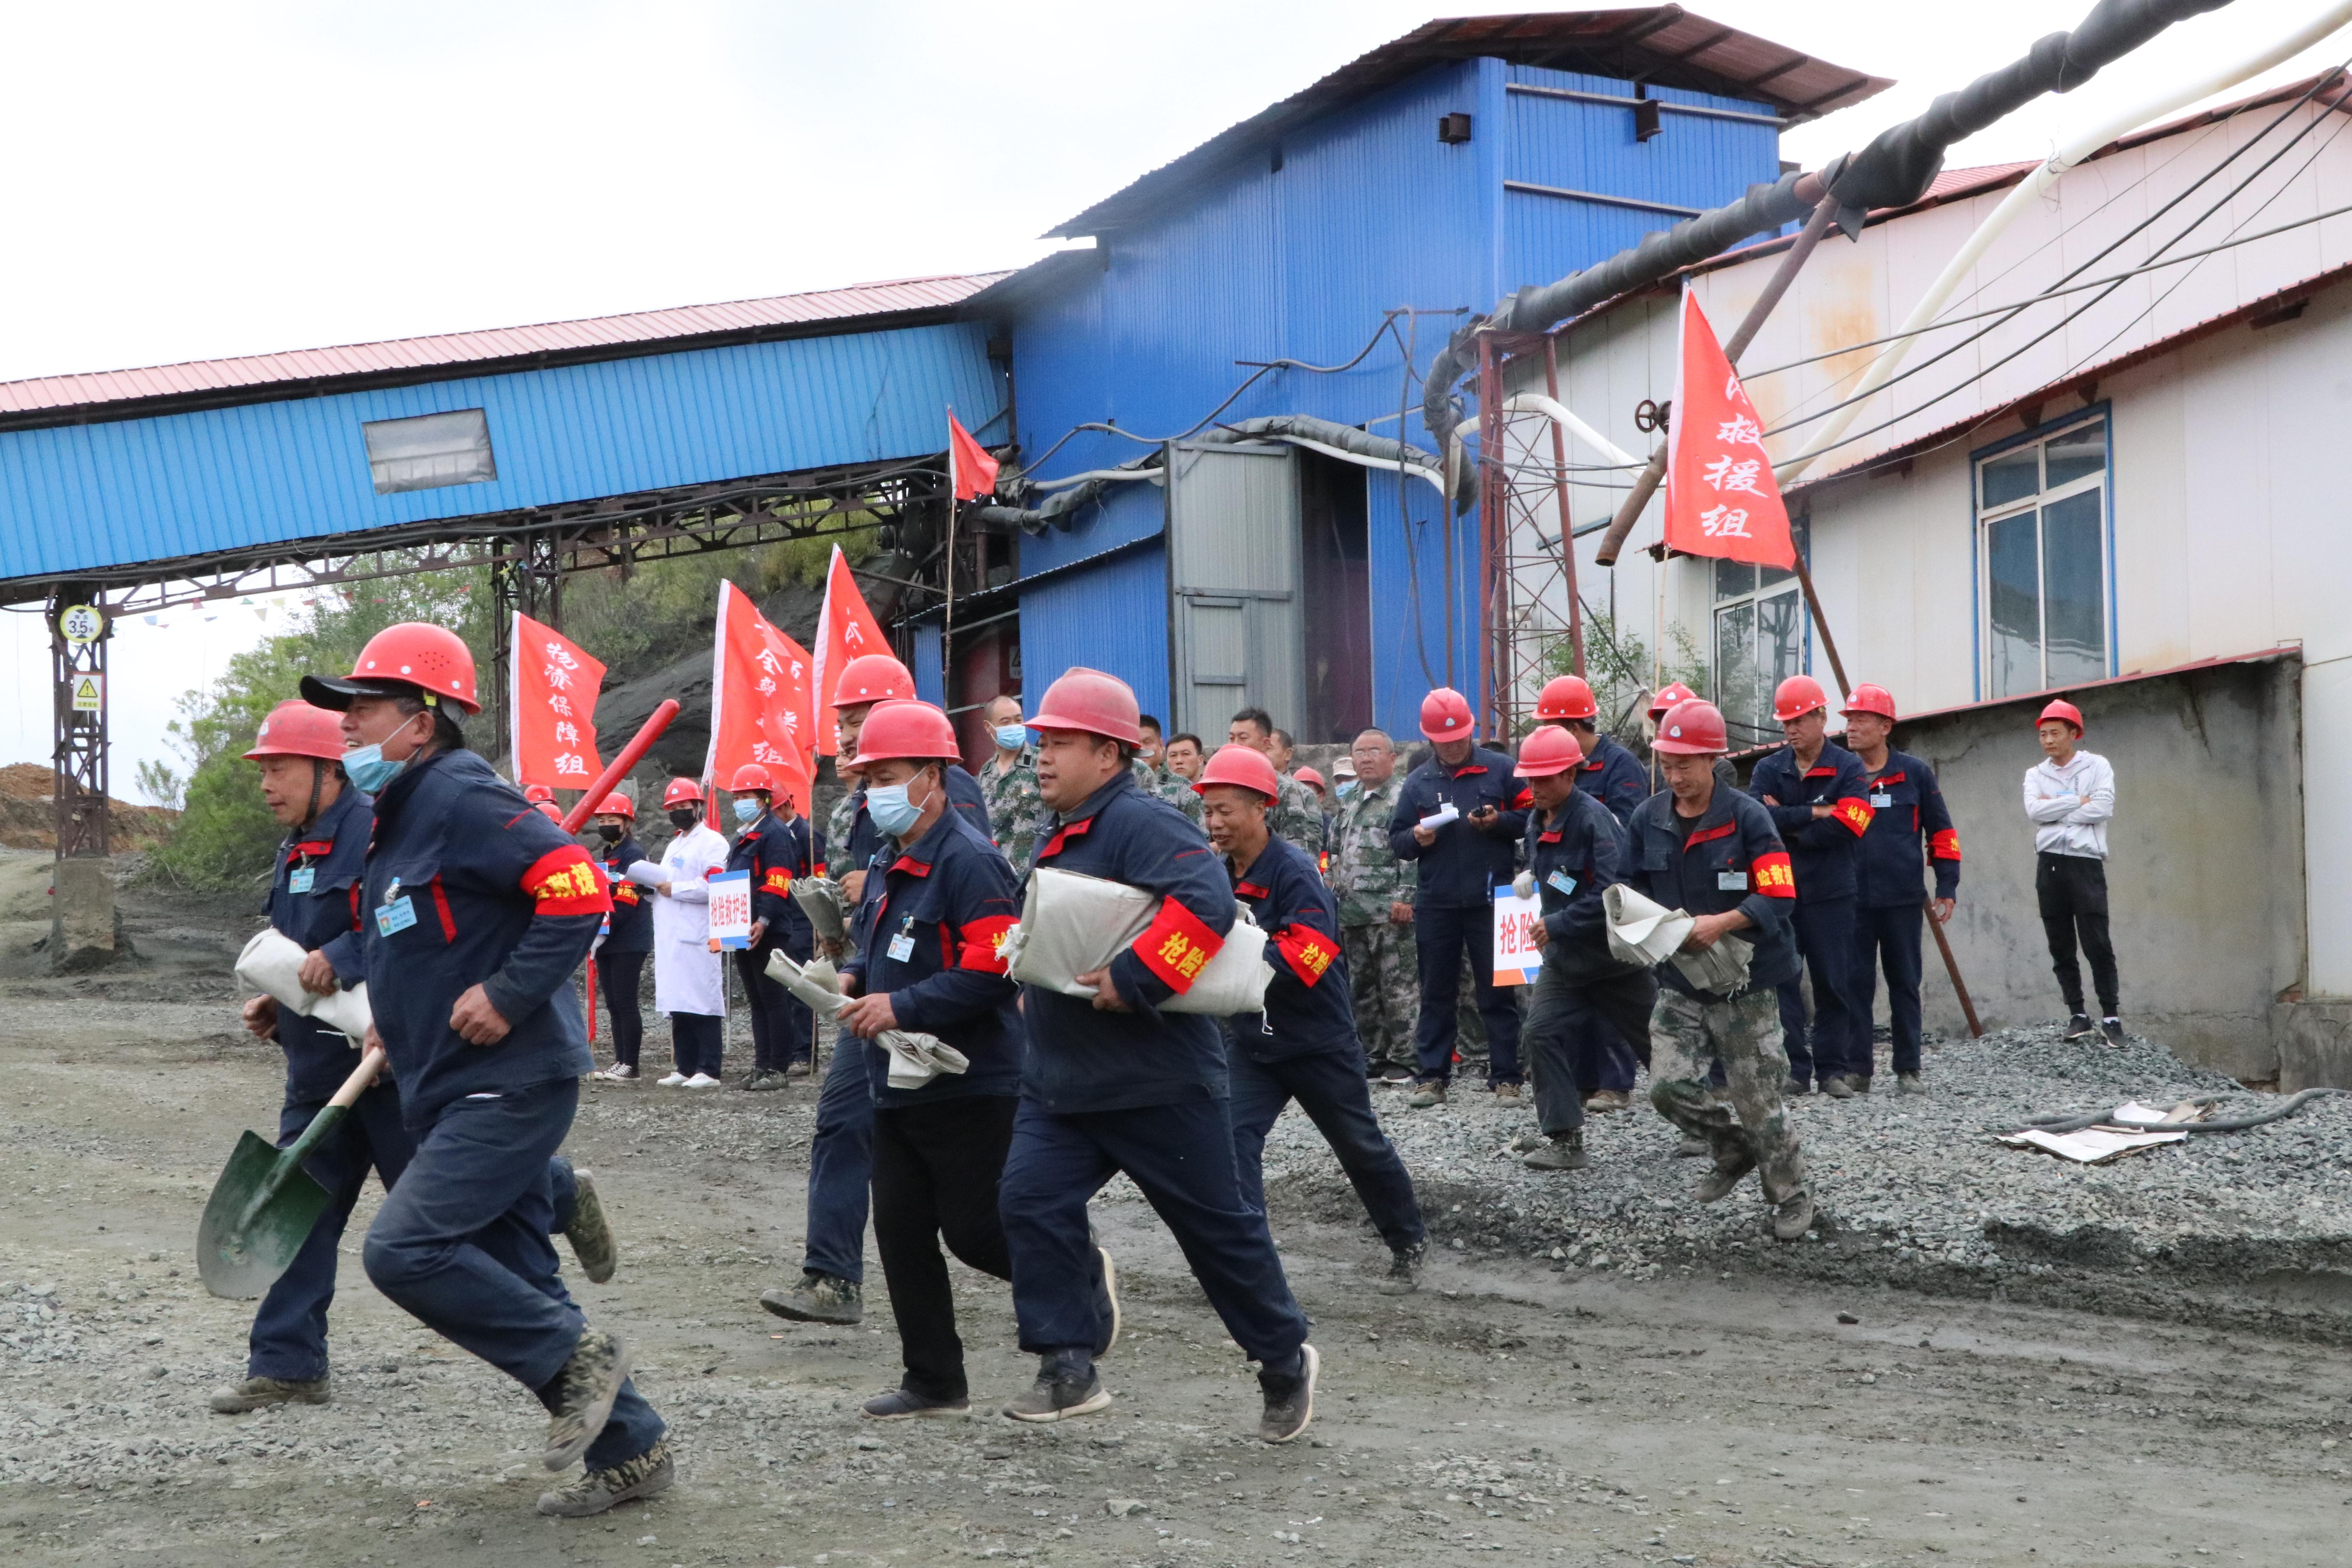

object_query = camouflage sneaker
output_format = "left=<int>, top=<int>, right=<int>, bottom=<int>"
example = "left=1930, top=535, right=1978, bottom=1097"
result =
left=1522, top=1130, right=1587, bottom=1171
left=1895, top=1072, right=1927, bottom=1096
left=1771, top=1192, right=1817, bottom=1243
left=1376, top=1242, right=1424, bottom=1295
left=1584, top=1089, right=1632, bottom=1114
left=1256, top=1344, right=1319, bottom=1444
left=760, top=1270, right=863, bottom=1326
left=535, top=1436, right=674, bottom=1517
left=542, top=1328, right=632, bottom=1471
left=1693, top=1152, right=1758, bottom=1204
left=209, top=1374, right=330, bottom=1414
left=1490, top=1082, right=1523, bottom=1105
left=563, top=1169, right=618, bottom=1285
left=1408, top=1081, right=1447, bottom=1109
left=1819, top=1074, right=1856, bottom=1100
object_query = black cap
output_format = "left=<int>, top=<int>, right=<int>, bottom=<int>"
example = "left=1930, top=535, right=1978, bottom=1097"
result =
left=298, top=673, right=429, bottom=711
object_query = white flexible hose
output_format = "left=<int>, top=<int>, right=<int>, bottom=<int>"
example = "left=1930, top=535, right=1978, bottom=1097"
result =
left=1775, top=0, right=2352, bottom=486
left=1501, top=393, right=1644, bottom=468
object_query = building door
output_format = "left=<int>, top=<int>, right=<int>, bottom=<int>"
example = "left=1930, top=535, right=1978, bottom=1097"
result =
left=1299, top=452, right=1371, bottom=744
left=1166, top=440, right=1303, bottom=739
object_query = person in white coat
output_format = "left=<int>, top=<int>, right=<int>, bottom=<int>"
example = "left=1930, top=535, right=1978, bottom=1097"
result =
left=644, top=777, right=731, bottom=1087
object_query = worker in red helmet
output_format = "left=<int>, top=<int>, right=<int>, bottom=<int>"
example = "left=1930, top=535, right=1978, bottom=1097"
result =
left=2026, top=698, right=2121, bottom=1043
left=1510, top=725, right=1658, bottom=1173
left=525, top=784, right=556, bottom=805
left=1196, top=744, right=1428, bottom=1288
left=1746, top=673, right=1876, bottom=1099
left=1643, top=681, right=1733, bottom=793
left=646, top=777, right=730, bottom=1088
left=303, top=627, right=673, bottom=1516
left=1627, top=699, right=1814, bottom=1243
left=1536, top=673, right=1650, bottom=1112
left=585, top=792, right=652, bottom=1083
left=996, top=668, right=1319, bottom=1444
left=1388, top=687, right=1532, bottom=1109
left=1226, top=706, right=1326, bottom=860
left=724, top=760, right=819, bottom=1090
left=1840, top=686, right=1961, bottom=1094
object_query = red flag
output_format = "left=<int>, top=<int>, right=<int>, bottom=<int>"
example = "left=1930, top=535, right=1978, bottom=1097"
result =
left=1663, top=288, right=1797, bottom=570
left=510, top=612, right=606, bottom=792
left=948, top=408, right=998, bottom=502
left=811, top=545, right=891, bottom=757
left=706, top=580, right=813, bottom=803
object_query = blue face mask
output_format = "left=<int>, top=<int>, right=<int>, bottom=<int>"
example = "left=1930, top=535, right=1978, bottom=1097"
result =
left=866, top=782, right=924, bottom=838
left=343, top=743, right=407, bottom=795
left=993, top=724, right=1027, bottom=752
left=1336, top=780, right=1358, bottom=800
left=732, top=797, right=762, bottom=825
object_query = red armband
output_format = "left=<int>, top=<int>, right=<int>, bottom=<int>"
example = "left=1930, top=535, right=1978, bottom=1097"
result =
left=956, top=914, right=1017, bottom=974
left=761, top=867, right=794, bottom=896
left=1273, top=923, right=1339, bottom=987
left=1752, top=851, right=1797, bottom=898
left=1831, top=797, right=1874, bottom=837
left=612, top=882, right=641, bottom=907
left=1930, top=828, right=1962, bottom=862
left=1132, top=895, right=1225, bottom=993
left=522, top=846, right=613, bottom=917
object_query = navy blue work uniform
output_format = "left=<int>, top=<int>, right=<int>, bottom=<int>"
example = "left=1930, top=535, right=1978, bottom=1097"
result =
left=842, top=805, right=1024, bottom=1401
left=246, top=784, right=417, bottom=1384
left=802, top=766, right=991, bottom=1287
left=998, top=769, right=1311, bottom=1374
left=1519, top=789, right=1658, bottom=1139
left=593, top=829, right=652, bottom=1072
left=1853, top=749, right=1963, bottom=1079
left=1748, top=741, right=1873, bottom=1089
left=1224, top=834, right=1425, bottom=1256
left=1388, top=745, right=1531, bottom=1087
left=356, top=746, right=664, bottom=1474
left=1564, top=730, right=1650, bottom=1096
left=731, top=807, right=819, bottom=1074
left=1572, top=731, right=1651, bottom=825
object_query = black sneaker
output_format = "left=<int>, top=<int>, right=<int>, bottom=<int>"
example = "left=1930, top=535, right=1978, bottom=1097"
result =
left=562, top=1168, right=618, bottom=1285
left=209, top=1374, right=330, bottom=1414
left=541, top=1328, right=631, bottom=1471
left=1092, top=1245, right=1122, bottom=1359
left=1002, top=1352, right=1111, bottom=1424
left=535, top=1436, right=674, bottom=1516
left=760, top=1270, right=863, bottom=1325
left=862, top=1386, right=971, bottom=1420
left=1379, top=1064, right=1414, bottom=1085
left=1256, top=1344, right=1319, bottom=1444
left=2062, top=1013, right=2096, bottom=1041
left=2101, top=1017, right=2126, bottom=1046
left=1376, top=1242, right=1423, bottom=1295
left=742, top=1069, right=788, bottom=1093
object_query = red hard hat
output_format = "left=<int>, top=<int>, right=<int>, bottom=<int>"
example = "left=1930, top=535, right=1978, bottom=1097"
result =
left=1029, top=666, right=1143, bottom=744
left=832, top=653, right=915, bottom=709
left=730, top=763, right=773, bottom=794
left=595, top=791, right=635, bottom=820
left=301, top=622, right=480, bottom=714
left=1842, top=683, right=1898, bottom=722
left=1652, top=698, right=1730, bottom=755
left=524, top=783, right=555, bottom=804
left=1646, top=680, right=1698, bottom=719
left=853, top=699, right=961, bottom=765
left=1194, top=743, right=1280, bottom=801
left=242, top=700, right=345, bottom=763
left=1514, top=725, right=1584, bottom=777
left=1535, top=675, right=1598, bottom=722
left=535, top=800, right=564, bottom=821
left=1772, top=674, right=1830, bottom=723
left=662, top=777, right=704, bottom=808
left=1419, top=687, right=1475, bottom=741
left=2038, top=699, right=2085, bottom=734
left=1294, top=766, right=1327, bottom=793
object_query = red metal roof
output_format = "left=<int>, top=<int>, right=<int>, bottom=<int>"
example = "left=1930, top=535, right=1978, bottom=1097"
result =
left=0, top=271, right=1011, bottom=421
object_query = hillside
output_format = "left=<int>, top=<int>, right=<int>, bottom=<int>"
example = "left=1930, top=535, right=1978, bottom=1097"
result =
left=0, top=763, right=179, bottom=851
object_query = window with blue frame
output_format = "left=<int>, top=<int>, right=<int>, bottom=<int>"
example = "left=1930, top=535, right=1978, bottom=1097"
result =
left=1978, top=416, right=2108, bottom=698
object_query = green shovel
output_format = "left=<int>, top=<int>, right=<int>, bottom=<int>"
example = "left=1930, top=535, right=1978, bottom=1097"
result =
left=196, top=1046, right=386, bottom=1299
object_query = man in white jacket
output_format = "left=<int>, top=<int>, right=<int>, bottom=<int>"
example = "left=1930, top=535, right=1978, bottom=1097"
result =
left=2022, top=700, right=2121, bottom=1045
left=647, top=778, right=731, bottom=1086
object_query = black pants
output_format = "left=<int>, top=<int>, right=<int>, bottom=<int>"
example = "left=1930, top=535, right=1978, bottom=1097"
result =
left=1524, top=956, right=1657, bottom=1135
left=1411, top=902, right=1523, bottom=1085
left=736, top=942, right=813, bottom=1071
left=872, top=1094, right=1017, bottom=1401
left=1852, top=904, right=1924, bottom=1076
left=598, top=949, right=647, bottom=1070
left=1229, top=1043, right=1425, bottom=1253
left=2036, top=851, right=2118, bottom=1016
left=1777, top=895, right=1864, bottom=1086
left=670, top=1011, right=723, bottom=1078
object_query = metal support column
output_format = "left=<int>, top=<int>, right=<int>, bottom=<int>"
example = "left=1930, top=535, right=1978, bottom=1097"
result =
left=1476, top=336, right=1513, bottom=739
left=50, top=586, right=109, bottom=859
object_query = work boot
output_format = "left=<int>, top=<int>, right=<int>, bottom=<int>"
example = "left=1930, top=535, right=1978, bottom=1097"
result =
left=535, top=1437, right=674, bottom=1517
left=208, top=1374, right=330, bottom=1414
left=1895, top=1072, right=1927, bottom=1096
left=1522, top=1130, right=1588, bottom=1171
left=1693, top=1152, right=1757, bottom=1204
left=786, top=1058, right=813, bottom=1078
left=2101, top=1017, right=2126, bottom=1047
left=1849, top=1076, right=1873, bottom=1096
left=1491, top=1082, right=1523, bottom=1105
left=562, top=1168, right=619, bottom=1285
left=2062, top=1013, right=2096, bottom=1041
left=1377, top=1242, right=1424, bottom=1295
left=862, top=1386, right=971, bottom=1420
left=1092, top=1245, right=1122, bottom=1359
left=1820, top=1074, right=1856, bottom=1100
left=1002, top=1350, right=1110, bottom=1424
left=1256, top=1344, right=1319, bottom=1444
left=1585, top=1089, right=1631, bottom=1114
left=742, top=1069, right=787, bottom=1092
left=760, top=1270, right=863, bottom=1325
left=1408, top=1081, right=1447, bottom=1109
left=541, top=1328, right=632, bottom=1471
left=1675, top=1133, right=1710, bottom=1158
left=1782, top=1077, right=1811, bottom=1097
left=1771, top=1192, right=1817, bottom=1243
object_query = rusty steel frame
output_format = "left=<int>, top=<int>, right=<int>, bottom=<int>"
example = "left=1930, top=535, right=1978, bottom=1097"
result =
left=49, top=585, right=109, bottom=861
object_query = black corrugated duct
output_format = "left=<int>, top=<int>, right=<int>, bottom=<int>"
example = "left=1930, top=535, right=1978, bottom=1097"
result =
left=1422, top=0, right=2238, bottom=457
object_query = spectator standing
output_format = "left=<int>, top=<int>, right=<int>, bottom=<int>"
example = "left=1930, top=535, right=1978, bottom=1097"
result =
left=1227, top=708, right=1325, bottom=859
left=1163, top=733, right=1207, bottom=783
left=1841, top=684, right=1962, bottom=1093
left=1328, top=729, right=1418, bottom=1083
left=980, top=693, right=1047, bottom=871
left=2024, top=699, right=2121, bottom=1044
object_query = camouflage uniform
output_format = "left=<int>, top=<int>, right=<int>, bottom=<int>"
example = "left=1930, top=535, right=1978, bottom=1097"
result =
left=984, top=748, right=1049, bottom=871
left=1649, top=988, right=1808, bottom=1205
left=1136, top=759, right=1205, bottom=827
left=1330, top=775, right=1418, bottom=1072
left=824, top=788, right=862, bottom=880
left=1270, top=771, right=1327, bottom=862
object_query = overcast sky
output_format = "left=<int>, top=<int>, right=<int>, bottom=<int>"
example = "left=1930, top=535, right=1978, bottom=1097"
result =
left=5, top=0, right=2346, bottom=795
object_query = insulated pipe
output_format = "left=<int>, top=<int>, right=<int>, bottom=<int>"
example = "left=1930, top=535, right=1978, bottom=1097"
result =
left=1497, top=393, right=1642, bottom=467
left=1775, top=0, right=2352, bottom=488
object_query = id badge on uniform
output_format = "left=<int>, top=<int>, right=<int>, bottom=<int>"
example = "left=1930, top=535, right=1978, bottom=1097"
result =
left=1870, top=791, right=1893, bottom=808
left=375, top=895, right=417, bottom=936
left=886, top=916, right=916, bottom=964
left=1718, top=871, right=1748, bottom=891
left=1546, top=869, right=1577, bottom=897
left=287, top=866, right=315, bottom=895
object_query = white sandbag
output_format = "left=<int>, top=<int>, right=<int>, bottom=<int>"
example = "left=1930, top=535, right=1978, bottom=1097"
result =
left=1006, top=866, right=1271, bottom=1017
left=791, top=876, right=849, bottom=942
left=1603, top=885, right=1692, bottom=967
left=762, top=949, right=965, bottom=1089
left=1670, top=932, right=1754, bottom=996
left=624, top=860, right=670, bottom=889
left=235, top=928, right=373, bottom=1041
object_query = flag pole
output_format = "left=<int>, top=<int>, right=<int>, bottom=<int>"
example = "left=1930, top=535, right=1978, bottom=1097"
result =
left=943, top=405, right=957, bottom=705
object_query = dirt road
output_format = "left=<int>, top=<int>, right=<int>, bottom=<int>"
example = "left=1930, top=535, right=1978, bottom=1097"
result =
left=3, top=867, right=2350, bottom=1566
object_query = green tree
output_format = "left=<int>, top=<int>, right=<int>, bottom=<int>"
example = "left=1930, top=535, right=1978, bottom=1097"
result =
left=1531, top=608, right=1707, bottom=747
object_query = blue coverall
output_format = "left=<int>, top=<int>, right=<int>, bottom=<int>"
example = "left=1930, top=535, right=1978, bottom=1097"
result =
left=1748, top=740, right=1873, bottom=1087
left=1387, top=746, right=1531, bottom=1087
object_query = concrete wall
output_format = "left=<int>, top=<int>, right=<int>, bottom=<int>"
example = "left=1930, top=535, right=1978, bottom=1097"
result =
left=1893, top=655, right=2303, bottom=1081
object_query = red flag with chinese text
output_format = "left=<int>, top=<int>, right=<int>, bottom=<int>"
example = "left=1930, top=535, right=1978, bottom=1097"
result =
left=811, top=545, right=891, bottom=757
left=510, top=612, right=605, bottom=792
left=706, top=579, right=814, bottom=804
left=949, top=408, right=998, bottom=502
left=1663, top=288, right=1797, bottom=570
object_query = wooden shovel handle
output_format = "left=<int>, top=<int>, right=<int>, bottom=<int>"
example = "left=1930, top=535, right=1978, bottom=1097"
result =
left=327, top=1045, right=387, bottom=1111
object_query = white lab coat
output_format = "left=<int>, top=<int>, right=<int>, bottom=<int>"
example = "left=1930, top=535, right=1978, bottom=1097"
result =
left=649, top=823, right=730, bottom=1018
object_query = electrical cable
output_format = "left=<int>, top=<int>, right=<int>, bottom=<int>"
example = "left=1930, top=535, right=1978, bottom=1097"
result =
left=2005, top=1087, right=2347, bottom=1136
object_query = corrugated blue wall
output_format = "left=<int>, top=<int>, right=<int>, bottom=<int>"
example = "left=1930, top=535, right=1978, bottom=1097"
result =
left=0, top=321, right=1005, bottom=581
left=1018, top=544, right=1169, bottom=727
left=911, top=621, right=945, bottom=706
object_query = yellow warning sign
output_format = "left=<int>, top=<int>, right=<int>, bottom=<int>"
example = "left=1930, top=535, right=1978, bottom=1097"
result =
left=71, top=674, right=103, bottom=713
